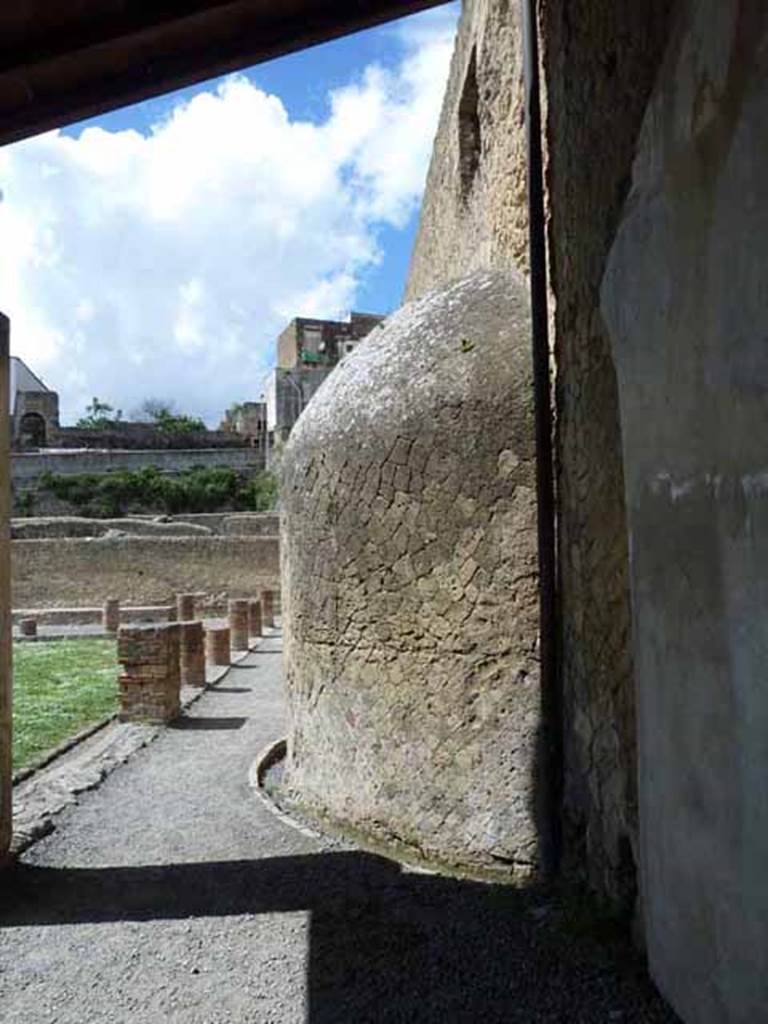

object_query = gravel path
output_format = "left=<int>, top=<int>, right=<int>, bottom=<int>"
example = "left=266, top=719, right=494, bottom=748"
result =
left=0, top=636, right=678, bottom=1023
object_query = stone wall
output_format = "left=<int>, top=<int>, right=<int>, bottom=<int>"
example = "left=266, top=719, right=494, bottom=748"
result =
left=12, top=536, right=279, bottom=608
left=10, top=512, right=279, bottom=540
left=0, top=318, right=11, bottom=862
left=405, top=0, right=528, bottom=299
left=12, top=446, right=267, bottom=516
left=539, top=0, right=675, bottom=906
left=52, top=423, right=245, bottom=450
left=282, top=271, right=544, bottom=877
left=406, top=0, right=675, bottom=907
left=13, top=446, right=263, bottom=484
left=11, top=516, right=213, bottom=540
left=601, top=2, right=768, bottom=1019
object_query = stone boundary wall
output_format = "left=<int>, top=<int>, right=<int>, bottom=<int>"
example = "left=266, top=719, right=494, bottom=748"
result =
left=11, top=536, right=279, bottom=608
left=10, top=512, right=279, bottom=539
left=52, top=423, right=246, bottom=450
left=13, top=446, right=263, bottom=483
left=10, top=516, right=213, bottom=540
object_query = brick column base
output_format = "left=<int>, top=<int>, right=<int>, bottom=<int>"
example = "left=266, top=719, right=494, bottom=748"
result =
left=180, top=621, right=205, bottom=687
left=249, top=600, right=262, bottom=638
left=102, top=598, right=120, bottom=633
left=228, top=599, right=249, bottom=652
left=176, top=593, right=196, bottom=621
left=206, top=626, right=230, bottom=666
left=118, top=624, right=181, bottom=723
left=261, top=590, right=275, bottom=628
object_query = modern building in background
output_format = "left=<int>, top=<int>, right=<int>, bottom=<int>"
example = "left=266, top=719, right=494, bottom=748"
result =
left=263, top=312, right=384, bottom=460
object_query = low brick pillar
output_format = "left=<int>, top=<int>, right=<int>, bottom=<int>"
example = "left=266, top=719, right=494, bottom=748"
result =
left=176, top=593, right=196, bottom=621
left=19, top=617, right=37, bottom=638
left=206, top=626, right=230, bottom=666
left=179, top=621, right=205, bottom=687
left=117, top=624, right=181, bottom=723
left=261, top=590, right=275, bottom=628
left=229, top=599, right=250, bottom=652
left=249, top=599, right=263, bottom=638
left=102, top=598, right=120, bottom=633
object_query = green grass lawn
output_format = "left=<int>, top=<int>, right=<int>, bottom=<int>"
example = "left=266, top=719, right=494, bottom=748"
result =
left=13, top=638, right=119, bottom=772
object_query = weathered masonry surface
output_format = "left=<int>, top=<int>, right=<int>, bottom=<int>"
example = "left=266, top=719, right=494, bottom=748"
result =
left=282, top=270, right=542, bottom=876
left=405, top=0, right=529, bottom=298
left=118, top=624, right=182, bottom=724
left=406, top=0, right=671, bottom=910
left=12, top=536, right=279, bottom=609
left=0, top=321, right=11, bottom=862
left=539, top=0, right=675, bottom=906
left=407, top=2, right=768, bottom=1021
left=601, top=2, right=768, bottom=1019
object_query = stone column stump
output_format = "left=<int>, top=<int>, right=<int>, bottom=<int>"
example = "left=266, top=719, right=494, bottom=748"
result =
left=206, top=626, right=230, bottom=666
left=260, top=590, right=275, bottom=629
left=117, top=624, right=181, bottom=723
left=102, top=598, right=120, bottom=633
left=179, top=621, right=206, bottom=687
left=228, top=599, right=250, bottom=652
left=249, top=600, right=263, bottom=639
left=19, top=617, right=37, bottom=638
left=176, top=593, right=196, bottom=621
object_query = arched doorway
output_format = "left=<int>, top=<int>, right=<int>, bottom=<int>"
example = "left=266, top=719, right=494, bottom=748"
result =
left=18, top=412, right=46, bottom=449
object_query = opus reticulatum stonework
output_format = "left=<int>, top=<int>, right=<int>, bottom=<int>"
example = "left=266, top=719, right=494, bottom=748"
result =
left=280, top=269, right=542, bottom=875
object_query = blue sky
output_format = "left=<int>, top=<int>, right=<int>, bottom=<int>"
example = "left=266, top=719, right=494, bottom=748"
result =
left=0, top=5, right=459, bottom=423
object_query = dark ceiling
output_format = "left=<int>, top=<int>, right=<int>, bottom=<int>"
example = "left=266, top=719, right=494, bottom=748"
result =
left=0, top=1, right=449, bottom=146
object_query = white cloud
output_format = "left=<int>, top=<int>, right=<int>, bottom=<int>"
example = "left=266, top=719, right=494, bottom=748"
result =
left=0, top=7, right=457, bottom=424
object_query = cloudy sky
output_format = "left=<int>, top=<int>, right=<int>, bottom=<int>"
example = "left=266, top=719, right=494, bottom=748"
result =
left=0, top=4, right=458, bottom=425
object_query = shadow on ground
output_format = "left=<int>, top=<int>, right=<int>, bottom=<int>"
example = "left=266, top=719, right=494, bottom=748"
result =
left=169, top=716, right=247, bottom=731
left=2, top=850, right=677, bottom=1023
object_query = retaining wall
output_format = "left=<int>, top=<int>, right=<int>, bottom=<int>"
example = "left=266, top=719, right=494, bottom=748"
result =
left=11, top=536, right=279, bottom=608
left=13, top=446, right=263, bottom=483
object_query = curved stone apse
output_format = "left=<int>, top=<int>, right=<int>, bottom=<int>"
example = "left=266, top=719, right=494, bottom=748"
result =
left=280, top=270, right=541, bottom=875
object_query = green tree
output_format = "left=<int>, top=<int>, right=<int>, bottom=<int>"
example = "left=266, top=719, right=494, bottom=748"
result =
left=137, top=397, right=206, bottom=434
left=75, top=397, right=122, bottom=429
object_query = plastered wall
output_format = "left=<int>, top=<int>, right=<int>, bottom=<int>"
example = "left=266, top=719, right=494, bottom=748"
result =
left=602, top=2, right=768, bottom=1019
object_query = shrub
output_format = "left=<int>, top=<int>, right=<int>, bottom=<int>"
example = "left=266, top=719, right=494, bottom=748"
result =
left=39, top=465, right=278, bottom=517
